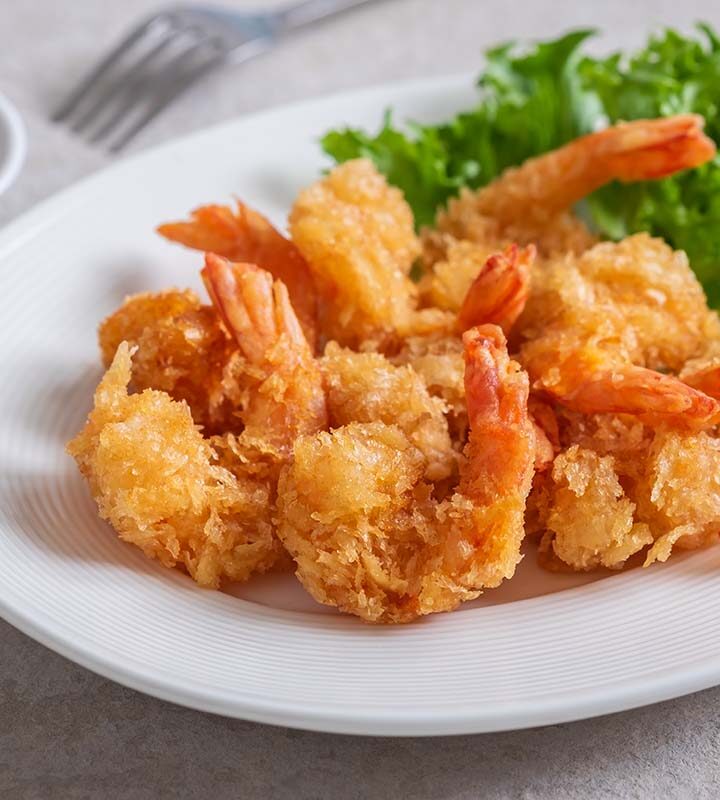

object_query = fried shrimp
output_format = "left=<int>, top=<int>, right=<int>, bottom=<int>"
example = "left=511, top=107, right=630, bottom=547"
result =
left=421, top=115, right=716, bottom=311
left=511, top=234, right=720, bottom=428
left=67, top=343, right=281, bottom=588
left=277, top=325, right=535, bottom=623
left=531, top=410, right=720, bottom=570
left=98, top=290, right=239, bottom=433
left=289, top=159, right=451, bottom=347
left=201, top=254, right=327, bottom=465
left=321, top=341, right=456, bottom=481
left=158, top=201, right=318, bottom=348
left=439, top=114, right=715, bottom=250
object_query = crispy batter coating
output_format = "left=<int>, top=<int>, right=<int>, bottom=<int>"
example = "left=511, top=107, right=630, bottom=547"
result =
left=321, top=341, right=456, bottom=481
left=289, top=159, right=422, bottom=347
left=636, top=430, right=720, bottom=564
left=532, top=410, right=720, bottom=570
left=277, top=326, right=535, bottom=623
left=67, top=343, right=282, bottom=587
left=98, top=290, right=240, bottom=433
left=542, top=445, right=654, bottom=570
left=518, top=234, right=720, bottom=371
left=391, top=334, right=468, bottom=442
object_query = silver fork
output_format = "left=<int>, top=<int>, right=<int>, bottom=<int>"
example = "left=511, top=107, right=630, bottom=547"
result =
left=53, top=1, right=380, bottom=152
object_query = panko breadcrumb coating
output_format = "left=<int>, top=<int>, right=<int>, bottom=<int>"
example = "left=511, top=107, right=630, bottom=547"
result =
left=277, top=326, right=535, bottom=623
left=98, top=290, right=241, bottom=433
left=391, top=334, right=468, bottom=441
left=67, top=343, right=281, bottom=587
left=532, top=410, right=720, bottom=570
left=289, top=159, right=422, bottom=347
left=517, top=234, right=720, bottom=373
left=321, top=341, right=457, bottom=481
left=542, top=445, right=654, bottom=570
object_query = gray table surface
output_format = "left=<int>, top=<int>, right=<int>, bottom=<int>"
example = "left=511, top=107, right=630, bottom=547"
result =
left=2, top=0, right=720, bottom=797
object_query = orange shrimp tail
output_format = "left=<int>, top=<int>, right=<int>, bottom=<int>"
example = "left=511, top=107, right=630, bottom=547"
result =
left=159, top=201, right=318, bottom=349
left=202, top=254, right=277, bottom=364
left=457, top=244, right=535, bottom=334
left=600, top=114, right=716, bottom=182
left=542, top=350, right=720, bottom=430
left=462, top=325, right=529, bottom=429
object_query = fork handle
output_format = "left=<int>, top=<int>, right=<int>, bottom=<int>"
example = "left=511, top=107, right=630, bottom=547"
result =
left=277, top=0, right=378, bottom=33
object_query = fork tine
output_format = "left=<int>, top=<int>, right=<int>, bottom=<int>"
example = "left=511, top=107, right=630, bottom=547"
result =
left=87, top=36, right=211, bottom=145
left=52, top=13, right=170, bottom=123
left=71, top=28, right=188, bottom=136
left=107, top=51, right=227, bottom=152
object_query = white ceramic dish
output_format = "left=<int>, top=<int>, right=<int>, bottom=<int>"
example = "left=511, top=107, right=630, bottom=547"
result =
left=1, top=75, right=720, bottom=737
left=0, top=92, right=26, bottom=196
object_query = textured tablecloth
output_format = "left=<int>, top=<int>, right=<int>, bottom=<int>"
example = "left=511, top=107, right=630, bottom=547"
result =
left=2, top=1, right=720, bottom=797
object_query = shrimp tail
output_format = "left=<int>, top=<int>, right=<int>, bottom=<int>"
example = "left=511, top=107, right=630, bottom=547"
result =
left=159, top=202, right=318, bottom=349
left=457, top=244, right=535, bottom=334
left=601, top=114, right=716, bottom=183
left=461, top=325, right=535, bottom=495
left=539, top=348, right=720, bottom=430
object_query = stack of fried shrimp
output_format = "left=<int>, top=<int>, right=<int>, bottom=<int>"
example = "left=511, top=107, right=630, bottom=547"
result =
left=68, top=113, right=720, bottom=623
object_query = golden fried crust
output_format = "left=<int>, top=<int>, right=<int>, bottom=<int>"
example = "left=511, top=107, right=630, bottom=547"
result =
left=391, top=334, right=468, bottom=442
left=67, top=343, right=283, bottom=587
left=532, top=410, right=720, bottom=570
left=321, top=341, right=457, bottom=481
left=434, top=204, right=595, bottom=263
left=289, top=159, right=420, bottom=347
left=98, top=291, right=241, bottom=433
left=517, top=234, right=720, bottom=373
left=99, top=289, right=201, bottom=367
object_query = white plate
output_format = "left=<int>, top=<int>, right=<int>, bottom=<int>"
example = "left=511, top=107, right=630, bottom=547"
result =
left=1, top=75, right=720, bottom=736
left=0, top=92, right=26, bottom=196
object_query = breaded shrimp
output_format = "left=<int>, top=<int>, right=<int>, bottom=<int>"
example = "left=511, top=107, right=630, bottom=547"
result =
left=507, top=234, right=720, bottom=428
left=528, top=344, right=720, bottom=430
left=321, top=341, right=456, bottom=481
left=276, top=325, right=535, bottom=623
left=201, top=254, right=327, bottom=464
left=532, top=410, right=720, bottom=570
left=158, top=201, right=318, bottom=348
left=67, top=343, right=281, bottom=588
left=289, top=159, right=451, bottom=348
left=98, top=290, right=240, bottom=433
left=517, top=234, right=720, bottom=372
left=421, top=115, right=716, bottom=311
left=439, top=115, right=715, bottom=250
